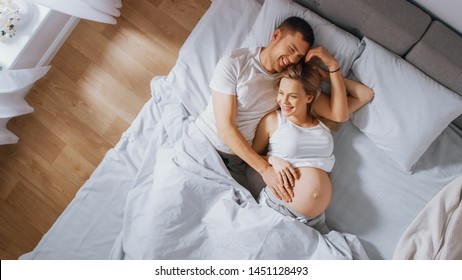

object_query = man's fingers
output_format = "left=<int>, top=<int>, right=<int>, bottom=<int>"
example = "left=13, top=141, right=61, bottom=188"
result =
left=280, top=187, right=292, bottom=203
left=279, top=177, right=292, bottom=203
left=281, top=173, right=289, bottom=189
left=273, top=180, right=290, bottom=203
left=285, top=183, right=294, bottom=199
left=278, top=174, right=283, bottom=186
left=270, top=187, right=282, bottom=201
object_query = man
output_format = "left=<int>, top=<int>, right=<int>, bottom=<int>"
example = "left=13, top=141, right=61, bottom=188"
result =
left=195, top=17, right=348, bottom=203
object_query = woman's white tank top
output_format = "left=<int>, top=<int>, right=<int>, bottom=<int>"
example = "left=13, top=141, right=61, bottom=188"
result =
left=267, top=110, right=335, bottom=172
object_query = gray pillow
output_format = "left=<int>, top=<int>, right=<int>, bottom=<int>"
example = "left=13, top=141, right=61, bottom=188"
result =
left=405, top=21, right=462, bottom=96
left=295, top=0, right=431, bottom=55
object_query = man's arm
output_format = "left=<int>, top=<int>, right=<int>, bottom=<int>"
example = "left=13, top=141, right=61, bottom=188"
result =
left=212, top=91, right=293, bottom=202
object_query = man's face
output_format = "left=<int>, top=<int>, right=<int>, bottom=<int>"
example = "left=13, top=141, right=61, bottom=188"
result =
left=268, top=31, right=310, bottom=73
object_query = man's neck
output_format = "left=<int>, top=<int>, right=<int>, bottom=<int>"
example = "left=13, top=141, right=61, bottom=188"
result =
left=259, top=47, right=275, bottom=73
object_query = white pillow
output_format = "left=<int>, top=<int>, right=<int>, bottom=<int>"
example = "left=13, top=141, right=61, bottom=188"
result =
left=243, top=0, right=363, bottom=74
left=154, top=0, right=263, bottom=117
left=351, top=37, right=462, bottom=172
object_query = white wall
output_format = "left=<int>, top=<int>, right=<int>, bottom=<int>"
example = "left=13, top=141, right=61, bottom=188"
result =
left=410, top=0, right=462, bottom=35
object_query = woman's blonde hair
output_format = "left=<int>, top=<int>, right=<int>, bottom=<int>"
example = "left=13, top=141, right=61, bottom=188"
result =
left=276, top=63, right=338, bottom=130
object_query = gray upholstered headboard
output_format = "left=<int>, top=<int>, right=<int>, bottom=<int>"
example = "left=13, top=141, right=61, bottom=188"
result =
left=295, top=0, right=462, bottom=129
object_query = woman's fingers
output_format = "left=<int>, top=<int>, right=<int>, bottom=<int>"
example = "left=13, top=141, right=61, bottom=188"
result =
left=304, top=50, right=317, bottom=63
left=279, top=166, right=298, bottom=187
left=305, top=47, right=321, bottom=62
left=288, top=166, right=300, bottom=186
left=306, top=46, right=338, bottom=69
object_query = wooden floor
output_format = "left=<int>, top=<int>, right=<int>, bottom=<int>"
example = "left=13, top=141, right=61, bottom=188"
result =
left=0, top=0, right=210, bottom=260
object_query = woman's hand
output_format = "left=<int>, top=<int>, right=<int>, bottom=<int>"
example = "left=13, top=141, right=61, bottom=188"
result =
left=305, top=46, right=340, bottom=72
left=316, top=65, right=330, bottom=81
left=268, top=155, right=299, bottom=198
left=260, top=164, right=292, bottom=203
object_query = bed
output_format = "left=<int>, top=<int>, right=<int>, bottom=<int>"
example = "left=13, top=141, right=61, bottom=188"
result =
left=20, top=0, right=462, bottom=260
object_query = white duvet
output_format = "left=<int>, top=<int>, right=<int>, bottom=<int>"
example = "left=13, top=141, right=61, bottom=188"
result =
left=393, top=175, right=462, bottom=259
left=107, top=92, right=368, bottom=259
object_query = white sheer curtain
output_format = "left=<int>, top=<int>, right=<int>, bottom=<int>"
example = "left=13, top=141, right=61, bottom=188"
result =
left=29, top=0, right=122, bottom=24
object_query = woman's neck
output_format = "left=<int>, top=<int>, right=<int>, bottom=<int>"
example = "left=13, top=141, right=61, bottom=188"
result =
left=287, top=114, right=318, bottom=128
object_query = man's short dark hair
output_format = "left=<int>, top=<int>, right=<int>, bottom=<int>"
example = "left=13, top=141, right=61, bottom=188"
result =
left=278, top=17, right=315, bottom=46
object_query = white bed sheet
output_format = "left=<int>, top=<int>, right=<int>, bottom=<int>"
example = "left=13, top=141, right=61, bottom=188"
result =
left=328, top=122, right=462, bottom=259
left=20, top=0, right=462, bottom=260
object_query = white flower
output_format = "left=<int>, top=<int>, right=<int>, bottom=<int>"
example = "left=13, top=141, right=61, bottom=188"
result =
left=0, top=2, right=20, bottom=40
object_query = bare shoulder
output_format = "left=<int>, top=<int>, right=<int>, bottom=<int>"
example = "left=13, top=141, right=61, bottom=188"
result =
left=262, top=110, right=278, bottom=123
left=260, top=110, right=279, bottom=135
left=253, top=110, right=279, bottom=151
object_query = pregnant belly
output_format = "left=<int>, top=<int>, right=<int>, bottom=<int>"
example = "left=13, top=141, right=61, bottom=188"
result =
left=286, top=167, right=332, bottom=217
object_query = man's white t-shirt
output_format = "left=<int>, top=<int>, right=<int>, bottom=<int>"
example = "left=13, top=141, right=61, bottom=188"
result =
left=195, top=47, right=279, bottom=154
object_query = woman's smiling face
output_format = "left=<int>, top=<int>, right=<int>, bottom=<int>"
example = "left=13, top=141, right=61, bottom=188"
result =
left=277, top=77, right=313, bottom=117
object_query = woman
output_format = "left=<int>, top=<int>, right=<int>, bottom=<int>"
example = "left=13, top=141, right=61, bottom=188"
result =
left=252, top=61, right=374, bottom=233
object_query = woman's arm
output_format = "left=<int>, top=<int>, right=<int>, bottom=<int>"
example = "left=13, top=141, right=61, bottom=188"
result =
left=315, top=66, right=374, bottom=114
left=306, top=47, right=349, bottom=122
left=344, top=78, right=375, bottom=114
left=252, top=111, right=297, bottom=199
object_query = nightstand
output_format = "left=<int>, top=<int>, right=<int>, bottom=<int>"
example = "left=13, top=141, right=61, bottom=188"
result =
left=0, top=0, right=79, bottom=144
